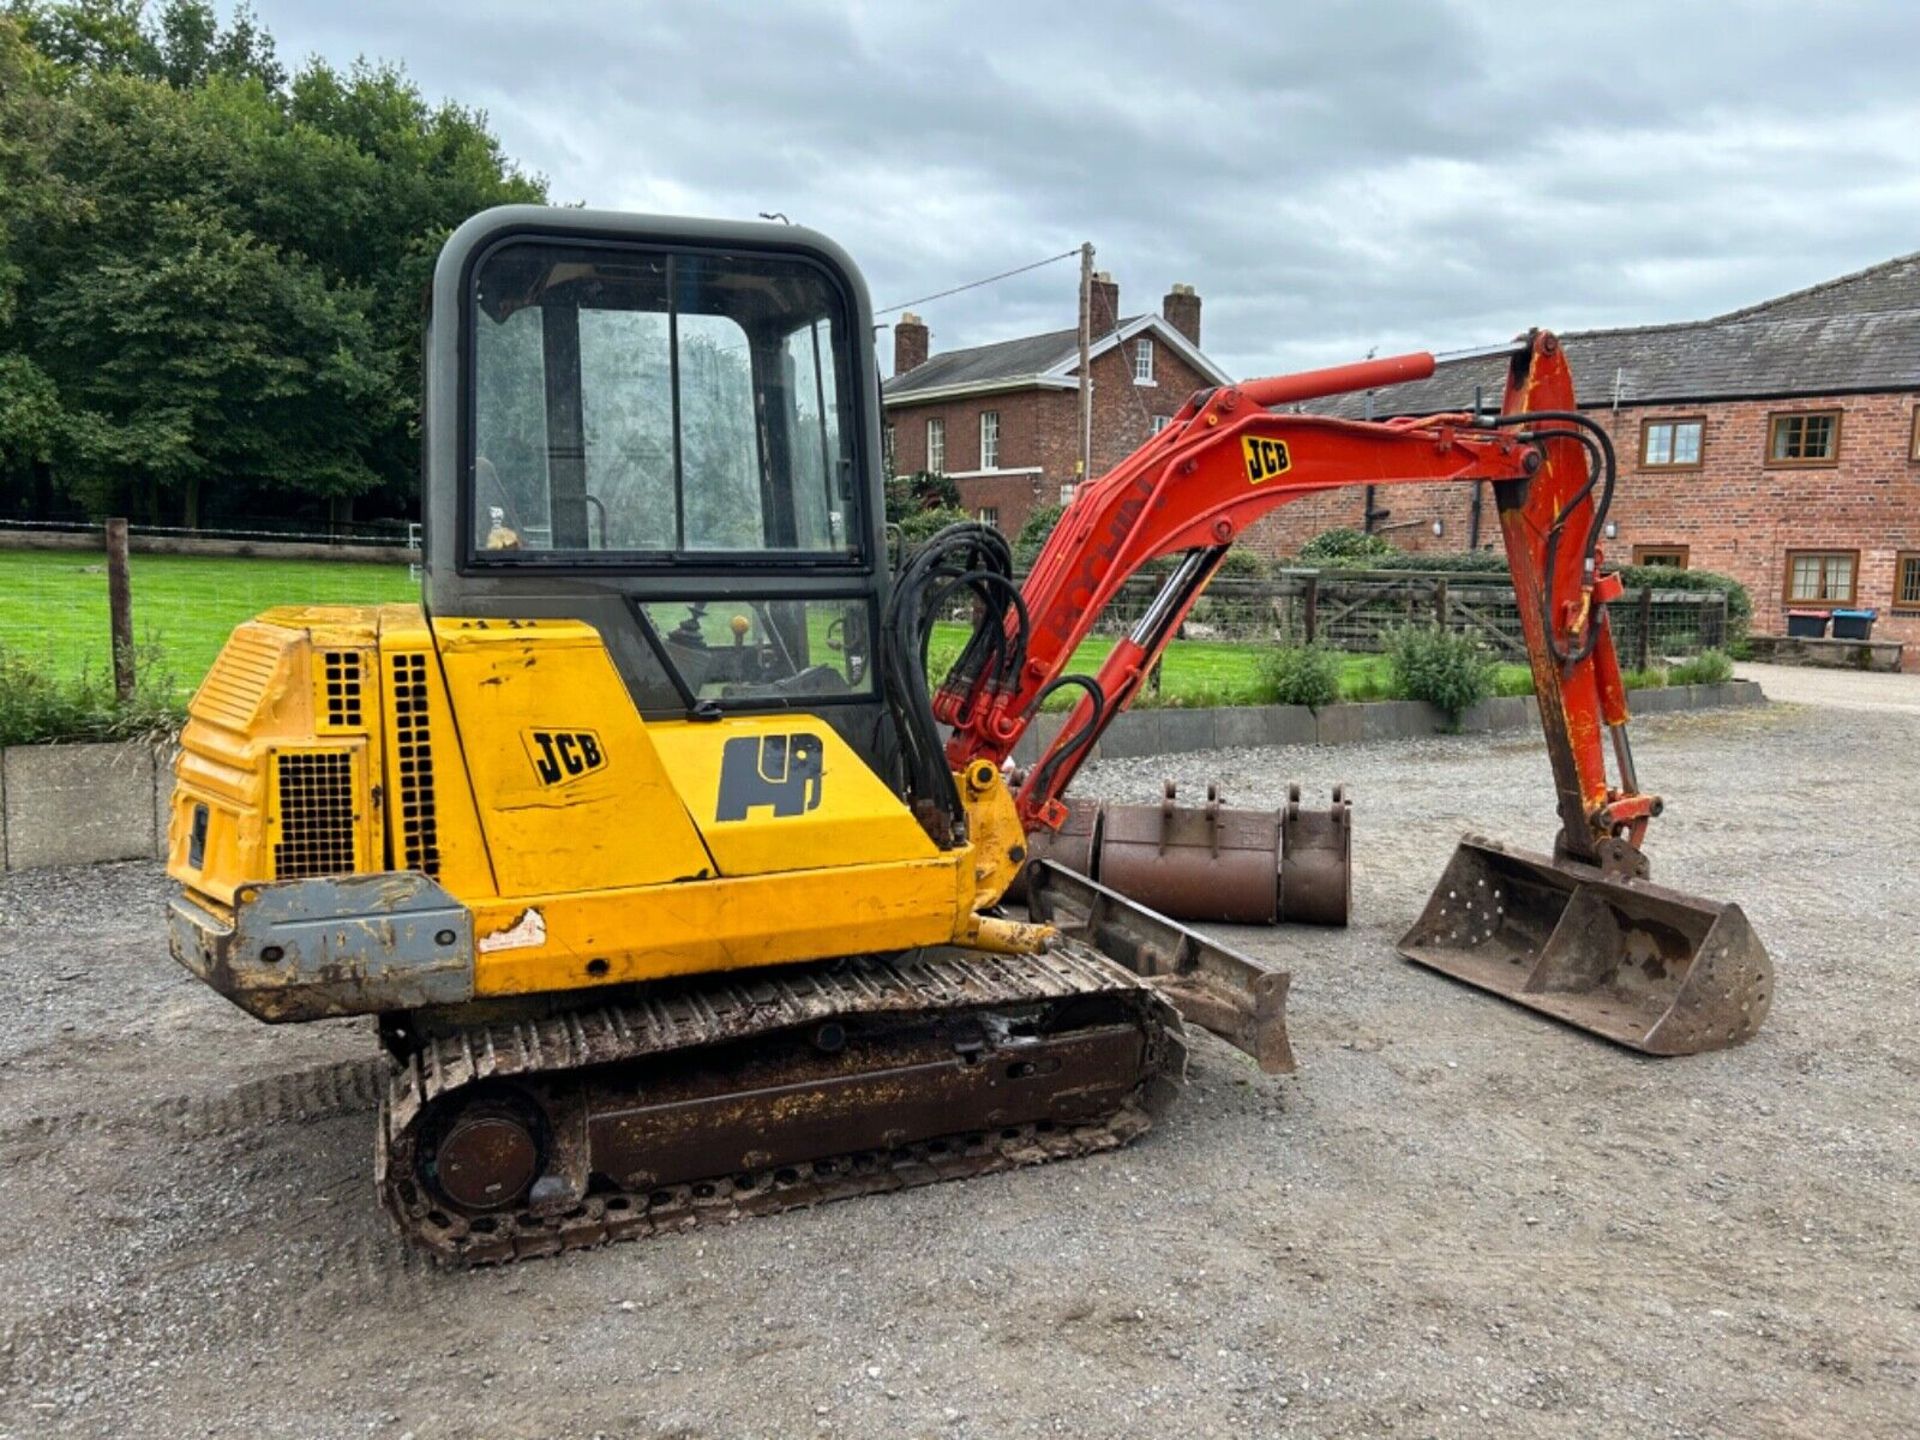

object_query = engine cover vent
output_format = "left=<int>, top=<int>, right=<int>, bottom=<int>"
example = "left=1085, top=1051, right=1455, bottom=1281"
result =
left=390, top=652, right=441, bottom=876
left=319, top=650, right=365, bottom=730
left=272, top=750, right=357, bottom=880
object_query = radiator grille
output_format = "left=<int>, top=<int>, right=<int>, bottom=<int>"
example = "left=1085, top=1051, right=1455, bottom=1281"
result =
left=320, top=651, right=365, bottom=729
left=272, top=751, right=356, bottom=879
left=391, top=652, right=441, bottom=875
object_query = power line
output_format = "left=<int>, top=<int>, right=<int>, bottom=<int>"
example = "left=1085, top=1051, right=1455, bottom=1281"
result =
left=876, top=249, right=1079, bottom=317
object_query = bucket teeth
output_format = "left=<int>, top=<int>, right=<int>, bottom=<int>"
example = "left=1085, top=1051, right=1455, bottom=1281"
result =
left=1398, top=835, right=1772, bottom=1054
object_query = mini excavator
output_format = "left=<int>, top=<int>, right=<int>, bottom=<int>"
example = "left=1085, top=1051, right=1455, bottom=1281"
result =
left=166, top=207, right=1772, bottom=1263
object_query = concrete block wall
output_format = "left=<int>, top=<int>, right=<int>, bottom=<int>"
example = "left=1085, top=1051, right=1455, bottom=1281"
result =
left=3, top=682, right=1764, bottom=873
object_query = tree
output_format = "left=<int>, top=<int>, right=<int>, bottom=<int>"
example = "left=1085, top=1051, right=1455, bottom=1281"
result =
left=884, top=469, right=961, bottom=524
left=0, top=2, right=547, bottom=526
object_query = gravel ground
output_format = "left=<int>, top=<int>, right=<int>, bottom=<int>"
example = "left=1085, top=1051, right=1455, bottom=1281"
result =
left=1734, top=661, right=1920, bottom=713
left=1, top=701, right=1915, bottom=1439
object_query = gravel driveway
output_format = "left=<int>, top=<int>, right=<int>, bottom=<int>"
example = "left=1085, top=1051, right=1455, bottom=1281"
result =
left=1, top=700, right=1915, bottom=1439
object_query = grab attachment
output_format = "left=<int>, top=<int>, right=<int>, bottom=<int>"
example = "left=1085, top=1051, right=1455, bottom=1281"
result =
left=1398, top=835, right=1772, bottom=1055
left=1027, top=860, right=1295, bottom=1074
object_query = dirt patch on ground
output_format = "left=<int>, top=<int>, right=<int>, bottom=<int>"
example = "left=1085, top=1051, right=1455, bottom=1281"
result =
left=1, top=703, right=1915, bottom=1438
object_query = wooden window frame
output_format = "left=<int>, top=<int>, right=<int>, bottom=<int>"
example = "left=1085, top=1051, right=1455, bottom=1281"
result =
left=979, top=410, right=1000, bottom=470
left=1910, top=408, right=1920, bottom=463
left=925, top=416, right=945, bottom=474
left=1782, top=547, right=1859, bottom=607
left=1133, top=337, right=1155, bottom=384
left=1894, top=550, right=1920, bottom=613
left=1632, top=544, right=1691, bottom=568
left=1638, top=416, right=1706, bottom=472
left=1765, top=409, right=1842, bottom=468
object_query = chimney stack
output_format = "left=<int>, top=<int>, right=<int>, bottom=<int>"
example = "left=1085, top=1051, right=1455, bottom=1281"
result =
left=893, top=311, right=929, bottom=375
left=1162, top=283, right=1201, bottom=347
left=1089, top=271, right=1121, bottom=332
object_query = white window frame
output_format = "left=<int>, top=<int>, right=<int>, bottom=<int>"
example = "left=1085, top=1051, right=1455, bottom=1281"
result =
left=1150, top=415, right=1171, bottom=435
left=977, top=506, right=999, bottom=529
left=980, top=410, right=1000, bottom=470
left=1133, top=337, right=1155, bottom=384
left=1058, top=481, right=1077, bottom=506
left=925, top=416, right=945, bottom=474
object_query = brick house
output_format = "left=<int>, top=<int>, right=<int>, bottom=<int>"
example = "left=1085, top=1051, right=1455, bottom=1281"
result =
left=882, top=273, right=1232, bottom=538
left=1246, top=253, right=1920, bottom=660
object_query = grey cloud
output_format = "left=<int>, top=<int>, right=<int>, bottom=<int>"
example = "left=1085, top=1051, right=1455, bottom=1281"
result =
left=256, top=0, right=1920, bottom=378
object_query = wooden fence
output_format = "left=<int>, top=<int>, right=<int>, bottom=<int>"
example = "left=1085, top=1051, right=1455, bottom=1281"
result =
left=1063, top=569, right=1730, bottom=665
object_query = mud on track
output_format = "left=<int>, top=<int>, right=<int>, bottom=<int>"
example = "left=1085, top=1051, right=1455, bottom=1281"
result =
left=1, top=702, right=1916, bottom=1438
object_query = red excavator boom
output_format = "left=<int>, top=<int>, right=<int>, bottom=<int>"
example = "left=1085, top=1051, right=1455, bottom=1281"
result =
left=935, top=331, right=1772, bottom=1054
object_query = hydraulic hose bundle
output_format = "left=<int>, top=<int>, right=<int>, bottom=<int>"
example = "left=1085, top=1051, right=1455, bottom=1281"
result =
left=877, top=522, right=1030, bottom=846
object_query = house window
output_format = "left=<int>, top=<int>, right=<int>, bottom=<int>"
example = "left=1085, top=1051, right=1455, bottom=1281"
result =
left=1133, top=338, right=1154, bottom=384
left=1784, top=549, right=1857, bottom=605
left=926, top=417, right=945, bottom=474
left=1632, top=544, right=1690, bottom=568
left=1767, top=410, right=1841, bottom=466
left=1058, top=481, right=1077, bottom=505
left=1911, top=409, right=1920, bottom=462
left=1150, top=415, right=1171, bottom=435
left=980, top=410, right=1000, bottom=469
left=1640, top=417, right=1704, bottom=469
left=977, top=506, right=999, bottom=530
left=1895, top=551, right=1920, bottom=611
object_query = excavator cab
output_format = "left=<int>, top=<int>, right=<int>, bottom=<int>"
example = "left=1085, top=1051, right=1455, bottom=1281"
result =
left=422, top=210, right=893, bottom=763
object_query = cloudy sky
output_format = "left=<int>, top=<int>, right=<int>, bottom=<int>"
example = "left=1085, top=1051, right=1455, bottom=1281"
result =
left=254, top=0, right=1919, bottom=379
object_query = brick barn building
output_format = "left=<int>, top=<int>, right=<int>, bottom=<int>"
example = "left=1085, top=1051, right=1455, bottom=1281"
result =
left=882, top=273, right=1232, bottom=539
left=1257, top=252, right=1920, bottom=659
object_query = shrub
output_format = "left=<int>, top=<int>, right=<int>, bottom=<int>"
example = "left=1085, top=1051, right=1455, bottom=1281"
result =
left=1622, top=666, right=1668, bottom=691
left=895, top=504, right=975, bottom=545
left=1215, top=547, right=1268, bottom=579
left=1295, top=527, right=1400, bottom=565
left=1014, top=503, right=1064, bottom=568
left=1384, top=625, right=1496, bottom=724
left=1668, top=648, right=1734, bottom=686
left=0, top=644, right=182, bottom=749
left=1256, top=643, right=1342, bottom=709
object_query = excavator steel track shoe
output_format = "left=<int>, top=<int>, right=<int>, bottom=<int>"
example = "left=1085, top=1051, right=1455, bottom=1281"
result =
left=1398, top=835, right=1772, bottom=1055
left=1026, top=860, right=1295, bottom=1074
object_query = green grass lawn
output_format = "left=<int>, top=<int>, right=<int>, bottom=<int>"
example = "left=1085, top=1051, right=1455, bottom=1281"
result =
left=0, top=550, right=418, bottom=691
left=0, top=548, right=1538, bottom=706
left=925, top=622, right=1532, bottom=707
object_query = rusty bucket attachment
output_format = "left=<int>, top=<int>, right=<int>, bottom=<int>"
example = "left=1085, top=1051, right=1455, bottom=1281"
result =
left=1398, top=835, right=1772, bottom=1055
left=1100, top=781, right=1287, bottom=925
left=1028, top=860, right=1295, bottom=1073
left=1012, top=780, right=1352, bottom=927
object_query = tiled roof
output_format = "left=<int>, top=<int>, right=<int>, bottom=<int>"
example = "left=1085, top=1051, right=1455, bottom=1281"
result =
left=882, top=319, right=1141, bottom=398
left=1308, top=252, right=1920, bottom=419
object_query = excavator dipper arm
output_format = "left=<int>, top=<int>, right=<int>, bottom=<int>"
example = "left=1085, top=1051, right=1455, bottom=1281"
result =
left=940, top=331, right=1642, bottom=870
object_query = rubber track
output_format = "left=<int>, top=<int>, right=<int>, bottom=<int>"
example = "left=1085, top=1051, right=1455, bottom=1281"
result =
left=380, top=942, right=1187, bottom=1265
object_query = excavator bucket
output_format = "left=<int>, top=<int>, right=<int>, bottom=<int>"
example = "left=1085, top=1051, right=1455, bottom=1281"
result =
left=1399, top=835, right=1772, bottom=1055
left=1009, top=782, right=1352, bottom=927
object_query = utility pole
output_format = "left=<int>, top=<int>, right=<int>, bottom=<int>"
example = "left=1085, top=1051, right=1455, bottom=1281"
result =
left=1076, top=242, right=1093, bottom=498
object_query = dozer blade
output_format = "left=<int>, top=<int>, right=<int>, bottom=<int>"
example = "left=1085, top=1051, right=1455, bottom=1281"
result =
left=1027, top=859, right=1295, bottom=1074
left=1398, top=835, right=1772, bottom=1055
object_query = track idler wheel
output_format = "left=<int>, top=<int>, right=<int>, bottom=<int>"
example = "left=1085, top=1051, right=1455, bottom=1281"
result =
left=419, top=1090, right=549, bottom=1214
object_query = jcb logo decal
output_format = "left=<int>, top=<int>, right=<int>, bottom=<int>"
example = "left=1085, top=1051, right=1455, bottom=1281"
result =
left=526, top=729, right=606, bottom=786
left=1242, top=435, right=1291, bottom=485
left=716, top=733, right=823, bottom=821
